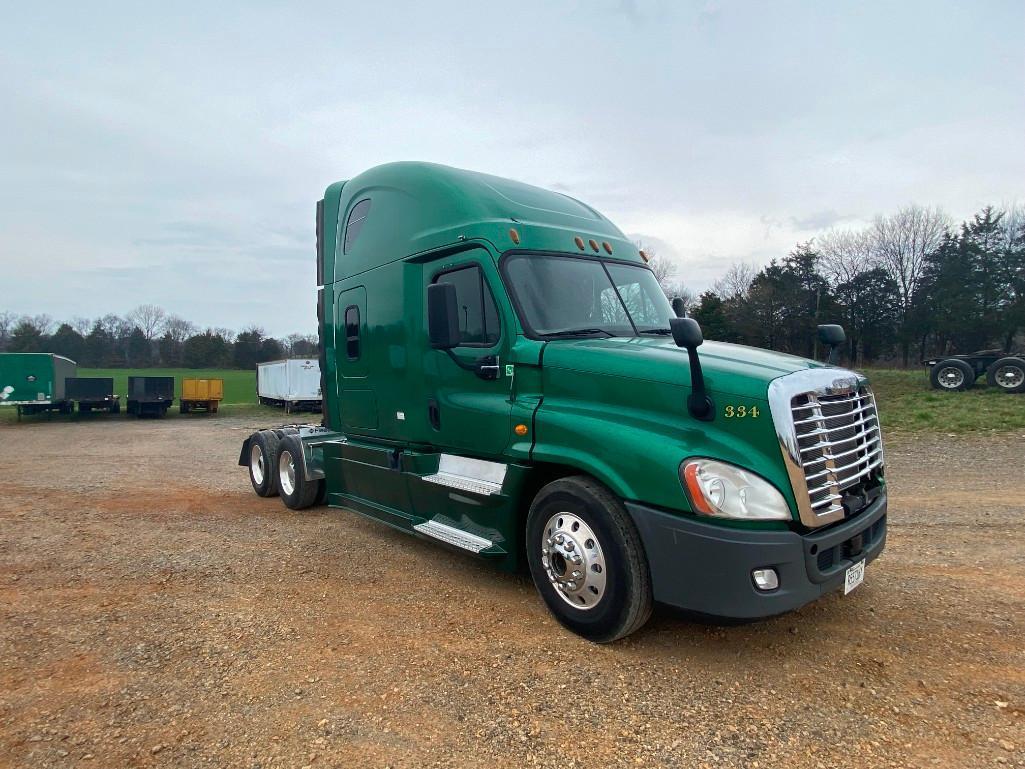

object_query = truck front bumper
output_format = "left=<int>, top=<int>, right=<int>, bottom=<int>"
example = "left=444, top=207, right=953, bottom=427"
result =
left=625, top=492, right=887, bottom=619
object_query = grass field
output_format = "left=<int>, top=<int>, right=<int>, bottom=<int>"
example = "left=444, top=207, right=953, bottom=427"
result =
left=79, top=368, right=258, bottom=405
left=2, top=367, right=1021, bottom=433
left=865, top=368, right=1025, bottom=434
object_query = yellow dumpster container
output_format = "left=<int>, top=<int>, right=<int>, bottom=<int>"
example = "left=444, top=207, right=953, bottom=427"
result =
left=180, top=378, right=224, bottom=414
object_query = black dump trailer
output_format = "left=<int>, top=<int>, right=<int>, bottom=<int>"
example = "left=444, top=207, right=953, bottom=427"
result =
left=65, top=377, right=120, bottom=414
left=126, top=376, right=175, bottom=417
left=924, top=350, right=1025, bottom=393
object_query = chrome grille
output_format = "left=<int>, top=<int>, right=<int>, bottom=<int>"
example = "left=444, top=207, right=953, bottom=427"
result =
left=769, top=369, right=886, bottom=528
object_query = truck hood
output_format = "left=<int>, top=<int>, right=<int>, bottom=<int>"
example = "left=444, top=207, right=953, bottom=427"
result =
left=541, top=336, right=829, bottom=400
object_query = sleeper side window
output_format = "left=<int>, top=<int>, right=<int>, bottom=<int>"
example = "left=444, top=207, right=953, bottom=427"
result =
left=433, top=265, right=500, bottom=346
left=343, top=199, right=371, bottom=254
left=344, top=305, right=360, bottom=360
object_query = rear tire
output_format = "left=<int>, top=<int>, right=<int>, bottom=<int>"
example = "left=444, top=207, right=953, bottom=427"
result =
left=930, top=359, right=974, bottom=391
left=248, top=431, right=280, bottom=497
left=989, top=357, right=1025, bottom=393
left=526, top=476, right=653, bottom=643
left=277, top=435, right=320, bottom=510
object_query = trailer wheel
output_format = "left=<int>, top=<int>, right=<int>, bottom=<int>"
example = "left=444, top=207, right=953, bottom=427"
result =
left=526, top=476, right=652, bottom=643
left=248, top=431, right=281, bottom=497
left=930, top=359, right=974, bottom=391
left=989, top=357, right=1025, bottom=393
left=277, top=435, right=320, bottom=510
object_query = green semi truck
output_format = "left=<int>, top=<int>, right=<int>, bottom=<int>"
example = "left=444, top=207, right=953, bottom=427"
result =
left=240, top=162, right=887, bottom=642
left=0, top=353, right=77, bottom=417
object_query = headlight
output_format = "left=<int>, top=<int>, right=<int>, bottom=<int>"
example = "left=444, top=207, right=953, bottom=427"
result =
left=680, top=458, right=791, bottom=521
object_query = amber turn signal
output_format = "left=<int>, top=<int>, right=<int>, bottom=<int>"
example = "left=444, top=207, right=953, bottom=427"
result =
left=514, top=423, right=529, bottom=436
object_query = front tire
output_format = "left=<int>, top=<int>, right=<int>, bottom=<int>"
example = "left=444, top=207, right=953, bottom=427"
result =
left=526, top=476, right=652, bottom=643
left=248, top=431, right=280, bottom=497
left=277, top=435, right=321, bottom=510
left=989, top=357, right=1025, bottom=393
left=930, top=359, right=974, bottom=391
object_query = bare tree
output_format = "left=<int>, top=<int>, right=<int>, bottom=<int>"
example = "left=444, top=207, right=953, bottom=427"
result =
left=127, top=304, right=167, bottom=341
left=712, top=262, right=757, bottom=300
left=645, top=251, right=677, bottom=292
left=27, top=314, right=55, bottom=336
left=162, top=315, right=197, bottom=344
left=70, top=316, right=93, bottom=335
left=872, top=205, right=950, bottom=364
left=663, top=281, right=695, bottom=313
left=816, top=228, right=876, bottom=287
left=873, top=205, right=949, bottom=314
left=0, top=310, right=15, bottom=350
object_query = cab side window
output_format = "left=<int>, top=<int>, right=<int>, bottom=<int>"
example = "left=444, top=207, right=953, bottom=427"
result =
left=434, top=265, right=500, bottom=346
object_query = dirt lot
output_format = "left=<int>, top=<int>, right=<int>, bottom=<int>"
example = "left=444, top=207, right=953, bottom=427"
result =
left=1, top=417, right=1023, bottom=769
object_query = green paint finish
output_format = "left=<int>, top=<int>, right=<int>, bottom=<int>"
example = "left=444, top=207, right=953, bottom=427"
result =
left=313, top=162, right=880, bottom=579
left=0, top=353, right=77, bottom=405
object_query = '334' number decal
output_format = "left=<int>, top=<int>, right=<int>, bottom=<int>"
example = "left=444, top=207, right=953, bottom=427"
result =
left=724, top=405, right=760, bottom=418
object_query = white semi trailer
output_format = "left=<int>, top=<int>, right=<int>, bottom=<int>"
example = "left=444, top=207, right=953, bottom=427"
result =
left=256, top=359, right=322, bottom=414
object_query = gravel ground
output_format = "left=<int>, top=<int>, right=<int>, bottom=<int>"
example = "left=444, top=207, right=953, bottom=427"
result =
left=0, top=416, right=1023, bottom=768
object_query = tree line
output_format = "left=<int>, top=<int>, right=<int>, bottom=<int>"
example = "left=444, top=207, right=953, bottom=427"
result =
left=0, top=306, right=317, bottom=369
left=5, top=202, right=1023, bottom=370
left=650, top=203, right=1025, bottom=365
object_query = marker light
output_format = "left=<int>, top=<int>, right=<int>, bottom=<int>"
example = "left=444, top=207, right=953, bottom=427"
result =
left=680, top=459, right=790, bottom=521
left=574, top=236, right=585, bottom=250
left=602, top=241, right=613, bottom=254
left=639, top=249, right=649, bottom=263
left=509, top=228, right=520, bottom=244
left=588, top=239, right=599, bottom=252
left=514, top=423, right=528, bottom=436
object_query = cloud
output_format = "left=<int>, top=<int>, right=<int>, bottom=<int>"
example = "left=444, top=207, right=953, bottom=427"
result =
left=0, top=1, right=1022, bottom=335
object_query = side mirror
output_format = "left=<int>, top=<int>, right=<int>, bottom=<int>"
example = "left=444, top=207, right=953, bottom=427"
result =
left=428, top=283, right=460, bottom=349
left=670, top=317, right=703, bottom=349
left=817, top=324, right=845, bottom=347
left=670, top=318, right=713, bottom=421
left=817, top=324, right=845, bottom=365
left=671, top=296, right=687, bottom=318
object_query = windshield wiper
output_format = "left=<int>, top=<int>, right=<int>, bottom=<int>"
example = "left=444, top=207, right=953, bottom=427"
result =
left=541, top=328, right=615, bottom=338
left=637, top=328, right=673, bottom=335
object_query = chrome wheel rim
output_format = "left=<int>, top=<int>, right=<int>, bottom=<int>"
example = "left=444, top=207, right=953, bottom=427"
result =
left=937, top=366, right=965, bottom=389
left=279, top=450, right=296, bottom=496
left=995, top=365, right=1024, bottom=389
left=541, top=512, right=607, bottom=610
left=250, top=444, right=265, bottom=485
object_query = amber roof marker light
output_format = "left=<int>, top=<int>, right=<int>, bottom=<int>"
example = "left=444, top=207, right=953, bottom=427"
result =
left=639, top=249, right=650, bottom=263
left=588, top=239, right=599, bottom=252
left=602, top=241, right=613, bottom=254
left=509, top=228, right=520, bottom=245
left=574, top=236, right=585, bottom=250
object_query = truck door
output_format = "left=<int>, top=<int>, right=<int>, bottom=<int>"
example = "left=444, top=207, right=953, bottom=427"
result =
left=335, top=285, right=378, bottom=432
left=423, top=251, right=511, bottom=456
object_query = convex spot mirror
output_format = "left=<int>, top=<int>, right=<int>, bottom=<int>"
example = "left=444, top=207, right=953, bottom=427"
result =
left=428, top=282, right=461, bottom=349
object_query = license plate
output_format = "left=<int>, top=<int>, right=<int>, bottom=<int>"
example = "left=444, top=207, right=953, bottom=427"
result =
left=844, top=560, right=865, bottom=595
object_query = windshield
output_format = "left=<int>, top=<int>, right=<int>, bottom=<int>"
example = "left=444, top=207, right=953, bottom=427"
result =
left=504, top=254, right=674, bottom=337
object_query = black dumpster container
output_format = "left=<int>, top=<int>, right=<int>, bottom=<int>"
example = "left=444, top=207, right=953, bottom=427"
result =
left=65, top=377, right=120, bottom=414
left=126, top=376, right=175, bottom=417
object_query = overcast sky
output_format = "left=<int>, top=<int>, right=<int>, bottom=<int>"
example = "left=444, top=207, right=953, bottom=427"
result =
left=2, top=1, right=1023, bottom=336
